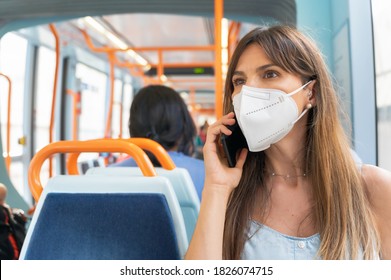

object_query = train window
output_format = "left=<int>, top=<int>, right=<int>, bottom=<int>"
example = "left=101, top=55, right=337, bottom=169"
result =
left=75, top=63, right=107, bottom=163
left=0, top=33, right=28, bottom=195
left=35, top=46, right=55, bottom=152
left=34, top=46, right=57, bottom=188
left=372, top=0, right=391, bottom=171
left=111, top=78, right=123, bottom=138
left=76, top=63, right=107, bottom=141
left=122, top=83, right=133, bottom=138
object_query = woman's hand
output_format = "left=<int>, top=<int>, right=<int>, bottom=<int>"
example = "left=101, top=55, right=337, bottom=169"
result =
left=185, top=112, right=248, bottom=260
left=203, top=112, right=248, bottom=194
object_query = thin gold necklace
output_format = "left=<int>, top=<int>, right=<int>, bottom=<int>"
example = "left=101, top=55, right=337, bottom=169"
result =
left=268, top=171, right=307, bottom=181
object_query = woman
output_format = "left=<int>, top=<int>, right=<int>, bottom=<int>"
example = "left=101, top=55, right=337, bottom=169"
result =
left=111, top=85, right=205, bottom=200
left=185, top=26, right=391, bottom=259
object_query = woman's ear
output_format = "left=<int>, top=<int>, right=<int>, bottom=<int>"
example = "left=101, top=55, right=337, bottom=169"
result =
left=307, top=80, right=317, bottom=106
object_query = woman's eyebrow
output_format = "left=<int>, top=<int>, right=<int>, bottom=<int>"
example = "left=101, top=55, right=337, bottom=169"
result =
left=233, top=63, right=277, bottom=77
left=232, top=70, right=245, bottom=77
left=255, top=63, right=277, bottom=72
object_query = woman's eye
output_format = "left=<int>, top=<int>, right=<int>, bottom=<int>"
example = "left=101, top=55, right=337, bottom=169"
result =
left=232, top=78, right=245, bottom=86
left=264, top=71, right=278, bottom=79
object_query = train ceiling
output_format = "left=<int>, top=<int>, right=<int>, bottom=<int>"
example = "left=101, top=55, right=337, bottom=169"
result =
left=0, top=0, right=296, bottom=106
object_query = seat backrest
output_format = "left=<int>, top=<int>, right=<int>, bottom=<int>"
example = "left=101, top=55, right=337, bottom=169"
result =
left=77, top=158, right=105, bottom=174
left=87, top=167, right=200, bottom=240
left=20, top=175, right=188, bottom=260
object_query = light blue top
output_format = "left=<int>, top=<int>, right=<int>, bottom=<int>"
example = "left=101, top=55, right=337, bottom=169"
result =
left=241, top=164, right=378, bottom=260
left=241, top=220, right=321, bottom=260
left=110, top=151, right=205, bottom=200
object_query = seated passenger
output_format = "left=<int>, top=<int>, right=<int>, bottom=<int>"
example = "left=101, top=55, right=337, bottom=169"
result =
left=0, top=183, right=26, bottom=260
left=111, top=85, right=205, bottom=200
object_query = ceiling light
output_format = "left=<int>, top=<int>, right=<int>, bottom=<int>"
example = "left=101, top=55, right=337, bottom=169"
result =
left=82, top=16, right=149, bottom=67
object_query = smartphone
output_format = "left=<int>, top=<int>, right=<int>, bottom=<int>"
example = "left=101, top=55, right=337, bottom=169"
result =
left=221, top=119, right=248, bottom=167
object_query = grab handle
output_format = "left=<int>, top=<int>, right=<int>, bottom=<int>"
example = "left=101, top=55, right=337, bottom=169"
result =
left=29, top=139, right=156, bottom=201
left=67, top=138, right=176, bottom=175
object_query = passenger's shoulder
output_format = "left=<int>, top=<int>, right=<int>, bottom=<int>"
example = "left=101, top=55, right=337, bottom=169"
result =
left=183, top=156, right=205, bottom=168
left=109, top=158, right=134, bottom=167
left=171, top=152, right=204, bottom=164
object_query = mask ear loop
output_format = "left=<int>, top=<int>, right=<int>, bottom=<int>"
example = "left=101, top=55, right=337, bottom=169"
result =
left=289, top=80, right=314, bottom=125
left=292, top=103, right=312, bottom=125
left=287, top=80, right=313, bottom=97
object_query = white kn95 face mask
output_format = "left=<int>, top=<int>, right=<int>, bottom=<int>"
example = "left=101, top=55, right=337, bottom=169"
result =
left=233, top=81, right=312, bottom=152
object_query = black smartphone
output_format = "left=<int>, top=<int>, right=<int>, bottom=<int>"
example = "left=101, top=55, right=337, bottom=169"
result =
left=221, top=119, right=248, bottom=167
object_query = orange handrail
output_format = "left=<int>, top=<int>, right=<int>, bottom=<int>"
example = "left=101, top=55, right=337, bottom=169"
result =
left=81, top=29, right=216, bottom=73
left=0, top=72, right=12, bottom=172
left=116, top=61, right=215, bottom=69
left=66, top=138, right=176, bottom=175
left=28, top=139, right=156, bottom=202
left=168, top=78, right=215, bottom=83
left=48, top=23, right=60, bottom=177
left=214, top=0, right=224, bottom=119
left=80, top=27, right=220, bottom=114
left=80, top=30, right=215, bottom=53
left=66, top=89, right=81, bottom=140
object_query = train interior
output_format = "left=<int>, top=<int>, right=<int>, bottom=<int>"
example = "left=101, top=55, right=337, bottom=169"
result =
left=0, top=0, right=390, bottom=259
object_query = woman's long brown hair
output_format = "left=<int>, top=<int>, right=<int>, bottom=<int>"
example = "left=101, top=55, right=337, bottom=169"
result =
left=222, top=26, right=379, bottom=259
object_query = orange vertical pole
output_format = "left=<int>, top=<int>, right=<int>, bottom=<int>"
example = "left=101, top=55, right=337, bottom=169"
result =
left=105, top=51, right=116, bottom=138
left=118, top=95, right=123, bottom=139
left=157, top=49, right=164, bottom=84
left=48, top=23, right=60, bottom=177
left=189, top=86, right=196, bottom=120
left=0, top=73, right=12, bottom=172
left=189, top=86, right=196, bottom=107
left=214, top=0, right=223, bottom=119
left=228, top=22, right=240, bottom=61
left=75, top=92, right=81, bottom=140
left=66, top=89, right=80, bottom=140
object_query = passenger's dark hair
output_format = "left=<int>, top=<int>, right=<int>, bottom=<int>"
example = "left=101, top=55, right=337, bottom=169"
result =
left=129, top=85, right=196, bottom=165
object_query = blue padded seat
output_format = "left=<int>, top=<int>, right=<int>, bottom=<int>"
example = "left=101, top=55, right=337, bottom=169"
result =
left=87, top=167, right=200, bottom=241
left=20, top=175, right=187, bottom=260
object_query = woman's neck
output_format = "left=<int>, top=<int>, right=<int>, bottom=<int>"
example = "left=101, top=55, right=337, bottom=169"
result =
left=264, top=142, right=306, bottom=178
left=264, top=119, right=309, bottom=177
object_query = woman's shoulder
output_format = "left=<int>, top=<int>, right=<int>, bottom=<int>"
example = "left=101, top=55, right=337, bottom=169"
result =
left=361, top=165, right=391, bottom=259
left=361, top=164, right=391, bottom=195
left=361, top=165, right=391, bottom=207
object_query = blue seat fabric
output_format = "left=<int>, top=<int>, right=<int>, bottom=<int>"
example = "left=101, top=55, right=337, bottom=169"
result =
left=24, top=193, right=180, bottom=260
